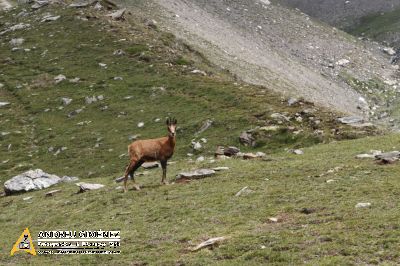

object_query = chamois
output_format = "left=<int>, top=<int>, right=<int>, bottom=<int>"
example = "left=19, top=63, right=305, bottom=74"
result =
left=123, top=118, right=177, bottom=192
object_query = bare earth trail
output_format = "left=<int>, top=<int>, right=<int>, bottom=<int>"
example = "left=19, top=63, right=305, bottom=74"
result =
left=123, top=0, right=400, bottom=118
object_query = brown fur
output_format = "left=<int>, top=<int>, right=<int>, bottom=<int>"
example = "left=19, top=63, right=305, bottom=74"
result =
left=123, top=118, right=177, bottom=192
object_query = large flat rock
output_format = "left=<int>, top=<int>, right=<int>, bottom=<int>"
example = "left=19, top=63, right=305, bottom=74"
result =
left=4, top=169, right=61, bottom=195
left=176, top=169, right=216, bottom=180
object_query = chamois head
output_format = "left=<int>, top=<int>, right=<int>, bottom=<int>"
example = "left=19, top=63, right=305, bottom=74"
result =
left=166, top=117, right=177, bottom=138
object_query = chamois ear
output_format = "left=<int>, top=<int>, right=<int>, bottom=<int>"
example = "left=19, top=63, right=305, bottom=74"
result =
left=173, top=118, right=177, bottom=125
left=166, top=118, right=170, bottom=125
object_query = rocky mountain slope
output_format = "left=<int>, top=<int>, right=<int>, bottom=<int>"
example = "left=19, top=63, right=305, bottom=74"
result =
left=131, top=0, right=400, bottom=126
left=2, top=2, right=400, bottom=265
left=278, top=0, right=400, bottom=29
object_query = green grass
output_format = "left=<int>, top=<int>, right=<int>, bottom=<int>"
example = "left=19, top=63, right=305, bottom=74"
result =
left=0, top=3, right=397, bottom=265
left=348, top=7, right=400, bottom=41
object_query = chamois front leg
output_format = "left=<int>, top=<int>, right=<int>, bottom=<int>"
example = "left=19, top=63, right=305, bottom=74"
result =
left=160, top=160, right=168, bottom=185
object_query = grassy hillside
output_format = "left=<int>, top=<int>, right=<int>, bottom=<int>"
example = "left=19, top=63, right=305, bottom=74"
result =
left=1, top=3, right=398, bottom=265
left=348, top=8, right=400, bottom=46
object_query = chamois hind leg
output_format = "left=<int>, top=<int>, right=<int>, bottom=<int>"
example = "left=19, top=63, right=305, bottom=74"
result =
left=129, top=160, right=143, bottom=191
left=123, top=159, right=142, bottom=192
left=160, top=160, right=168, bottom=185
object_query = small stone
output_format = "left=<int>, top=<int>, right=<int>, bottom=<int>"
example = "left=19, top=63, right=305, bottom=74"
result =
left=113, top=49, right=125, bottom=56
left=137, top=122, right=144, bottom=128
left=0, top=102, right=10, bottom=107
left=336, top=59, right=350, bottom=66
left=243, top=153, right=258, bottom=159
left=195, top=119, right=213, bottom=135
left=69, top=77, right=80, bottom=83
left=23, top=196, right=33, bottom=201
left=85, top=96, right=97, bottom=104
left=61, top=176, right=79, bottom=182
left=270, top=113, right=290, bottom=121
left=61, top=97, right=72, bottom=105
left=355, top=202, right=371, bottom=208
left=142, top=162, right=159, bottom=169
left=41, top=15, right=61, bottom=22
left=288, top=98, right=298, bottom=106
left=235, top=186, right=254, bottom=196
left=326, top=179, right=335, bottom=183
left=383, top=47, right=396, bottom=56
left=192, top=141, right=202, bottom=151
left=99, top=63, right=107, bottom=68
left=145, top=19, right=157, bottom=28
left=128, top=134, right=140, bottom=141
left=256, top=152, right=266, bottom=158
left=94, top=2, right=102, bottom=10
left=196, top=156, right=205, bottom=162
left=9, top=38, right=24, bottom=47
left=224, top=146, right=240, bottom=156
left=107, top=8, right=126, bottom=20
left=260, top=125, right=279, bottom=131
left=69, top=0, right=97, bottom=8
left=356, top=154, right=376, bottom=159
left=239, top=132, right=255, bottom=147
left=54, top=74, right=66, bottom=84
left=45, top=189, right=61, bottom=196
left=268, top=217, right=279, bottom=223
left=291, top=149, right=304, bottom=155
left=77, top=183, right=105, bottom=193
left=212, top=167, right=229, bottom=171
left=191, top=69, right=207, bottom=76
left=32, top=0, right=49, bottom=9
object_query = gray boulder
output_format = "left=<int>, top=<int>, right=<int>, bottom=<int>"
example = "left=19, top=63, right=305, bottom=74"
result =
left=239, top=132, right=255, bottom=147
left=32, top=0, right=49, bottom=9
left=4, top=169, right=61, bottom=195
left=375, top=151, right=400, bottom=164
left=224, top=146, right=240, bottom=156
left=338, top=116, right=364, bottom=125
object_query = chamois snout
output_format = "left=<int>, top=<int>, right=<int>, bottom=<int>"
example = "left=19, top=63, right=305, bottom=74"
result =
left=166, top=117, right=177, bottom=138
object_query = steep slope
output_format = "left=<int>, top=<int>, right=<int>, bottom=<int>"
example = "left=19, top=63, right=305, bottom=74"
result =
left=133, top=0, right=400, bottom=124
left=349, top=7, right=400, bottom=48
left=0, top=2, right=374, bottom=185
left=2, top=3, right=400, bottom=266
left=278, top=0, right=400, bottom=29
